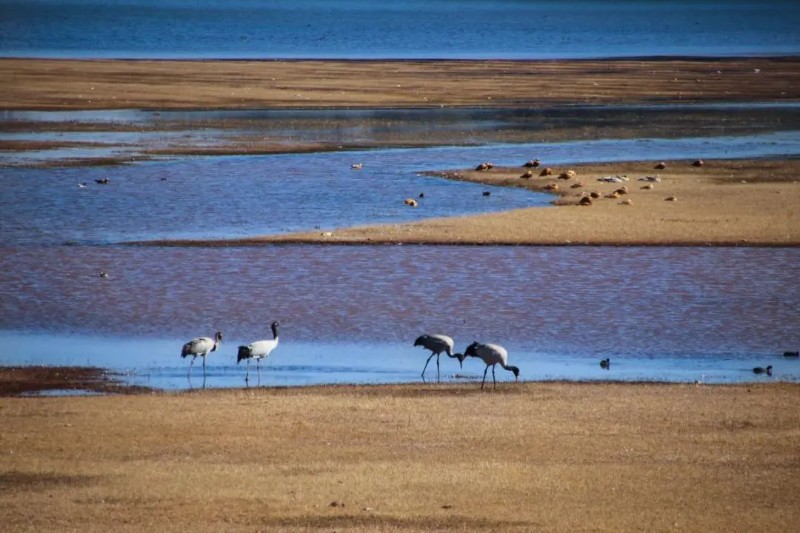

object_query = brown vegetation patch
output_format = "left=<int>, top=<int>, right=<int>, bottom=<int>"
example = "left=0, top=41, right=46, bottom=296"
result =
left=0, top=472, right=99, bottom=491
left=0, top=366, right=150, bottom=396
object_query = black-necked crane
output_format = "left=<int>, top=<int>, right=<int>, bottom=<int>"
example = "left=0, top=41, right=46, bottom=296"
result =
left=237, top=321, right=280, bottom=383
left=181, top=331, right=222, bottom=377
left=414, top=334, right=464, bottom=382
left=463, top=341, right=520, bottom=390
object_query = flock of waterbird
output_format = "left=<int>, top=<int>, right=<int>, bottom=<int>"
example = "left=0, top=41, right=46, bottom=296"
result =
left=180, top=326, right=520, bottom=389
left=181, top=325, right=792, bottom=387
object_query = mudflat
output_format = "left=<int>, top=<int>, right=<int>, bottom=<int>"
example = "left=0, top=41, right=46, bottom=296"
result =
left=1, top=378, right=798, bottom=532
left=1, top=57, right=799, bottom=110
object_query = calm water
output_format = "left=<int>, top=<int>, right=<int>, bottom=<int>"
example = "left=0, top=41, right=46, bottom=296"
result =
left=2, top=131, right=800, bottom=245
left=4, top=105, right=800, bottom=168
left=1, top=0, right=799, bottom=59
left=1, top=246, right=799, bottom=388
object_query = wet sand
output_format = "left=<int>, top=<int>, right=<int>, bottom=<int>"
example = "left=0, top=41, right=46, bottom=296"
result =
left=1, top=376, right=798, bottom=531
left=0, top=366, right=150, bottom=397
left=152, top=158, right=800, bottom=247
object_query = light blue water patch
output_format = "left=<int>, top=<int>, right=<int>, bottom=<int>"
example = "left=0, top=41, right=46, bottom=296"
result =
left=2, top=1, right=799, bottom=59
left=1, top=331, right=796, bottom=392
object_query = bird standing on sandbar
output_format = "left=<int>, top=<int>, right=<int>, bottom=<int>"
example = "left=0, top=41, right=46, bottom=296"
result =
left=181, top=331, right=222, bottom=378
left=414, top=334, right=464, bottom=382
left=237, top=321, right=280, bottom=383
left=463, top=341, right=520, bottom=390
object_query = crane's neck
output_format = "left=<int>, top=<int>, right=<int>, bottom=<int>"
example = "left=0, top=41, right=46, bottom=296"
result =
left=502, top=364, right=520, bottom=379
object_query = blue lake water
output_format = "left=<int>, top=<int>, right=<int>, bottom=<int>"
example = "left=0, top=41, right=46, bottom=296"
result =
left=2, top=131, right=800, bottom=245
left=1, top=245, right=799, bottom=388
left=1, top=0, right=799, bottom=59
left=2, top=126, right=800, bottom=390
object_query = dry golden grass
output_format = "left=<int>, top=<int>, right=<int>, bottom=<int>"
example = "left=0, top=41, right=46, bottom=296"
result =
left=1, top=57, right=798, bottom=110
left=2, top=382, right=799, bottom=531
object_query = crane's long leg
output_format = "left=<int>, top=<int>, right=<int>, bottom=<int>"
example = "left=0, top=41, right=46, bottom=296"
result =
left=421, top=353, right=436, bottom=381
left=436, top=354, right=441, bottom=383
left=245, top=359, right=250, bottom=383
left=202, top=355, right=207, bottom=377
left=256, top=359, right=261, bottom=386
left=492, top=365, right=497, bottom=389
left=188, top=356, right=195, bottom=377
left=481, top=365, right=489, bottom=389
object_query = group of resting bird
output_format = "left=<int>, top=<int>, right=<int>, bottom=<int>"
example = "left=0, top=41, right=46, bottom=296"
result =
left=413, top=333, right=520, bottom=389
left=180, top=321, right=280, bottom=382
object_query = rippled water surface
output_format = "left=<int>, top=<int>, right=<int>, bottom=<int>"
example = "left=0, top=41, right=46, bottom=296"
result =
left=2, top=246, right=799, bottom=388
left=2, top=106, right=799, bottom=388
left=2, top=0, right=799, bottom=59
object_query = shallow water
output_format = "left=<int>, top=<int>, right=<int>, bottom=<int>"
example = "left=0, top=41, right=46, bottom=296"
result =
left=1, top=246, right=799, bottom=388
left=2, top=0, right=799, bottom=59
left=4, top=105, right=800, bottom=168
left=2, top=106, right=800, bottom=390
left=2, top=131, right=799, bottom=246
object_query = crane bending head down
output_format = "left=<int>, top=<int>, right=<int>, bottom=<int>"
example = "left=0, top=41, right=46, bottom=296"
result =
left=463, top=341, right=520, bottom=389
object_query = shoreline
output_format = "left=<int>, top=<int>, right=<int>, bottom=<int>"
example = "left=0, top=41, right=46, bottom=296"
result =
left=0, top=364, right=788, bottom=398
left=139, top=157, right=800, bottom=248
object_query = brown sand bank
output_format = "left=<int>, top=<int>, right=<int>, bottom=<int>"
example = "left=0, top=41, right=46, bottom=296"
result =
left=153, top=158, right=800, bottom=247
left=1, top=57, right=799, bottom=110
left=1, top=381, right=798, bottom=531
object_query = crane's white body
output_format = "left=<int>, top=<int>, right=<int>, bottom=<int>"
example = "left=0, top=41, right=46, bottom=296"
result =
left=464, top=341, right=519, bottom=389
left=414, top=333, right=463, bottom=382
left=238, top=321, right=280, bottom=383
left=181, top=331, right=222, bottom=377
left=241, top=339, right=279, bottom=361
left=415, top=334, right=454, bottom=356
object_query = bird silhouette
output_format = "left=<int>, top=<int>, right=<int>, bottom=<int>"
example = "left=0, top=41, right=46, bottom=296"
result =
left=752, top=365, right=773, bottom=376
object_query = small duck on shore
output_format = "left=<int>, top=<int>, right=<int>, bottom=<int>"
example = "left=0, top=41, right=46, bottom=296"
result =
left=600, top=358, right=610, bottom=369
left=753, top=365, right=773, bottom=376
